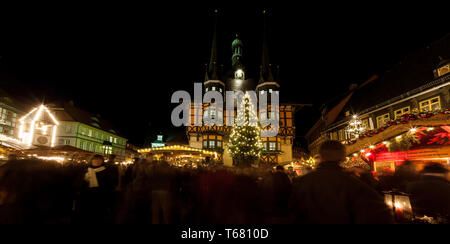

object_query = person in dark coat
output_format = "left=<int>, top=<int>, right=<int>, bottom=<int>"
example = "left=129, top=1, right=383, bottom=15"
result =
left=271, top=166, right=292, bottom=221
left=150, top=161, right=175, bottom=224
left=406, top=163, right=450, bottom=220
left=77, top=154, right=117, bottom=224
left=289, top=140, right=394, bottom=224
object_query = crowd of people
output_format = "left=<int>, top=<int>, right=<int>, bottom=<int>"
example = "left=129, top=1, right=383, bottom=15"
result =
left=0, top=140, right=449, bottom=224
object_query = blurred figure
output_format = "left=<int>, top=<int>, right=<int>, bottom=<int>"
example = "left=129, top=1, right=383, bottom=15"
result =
left=145, top=153, right=154, bottom=163
left=270, top=165, right=291, bottom=222
left=345, top=166, right=378, bottom=190
left=393, top=161, right=419, bottom=192
left=313, top=154, right=321, bottom=167
left=0, top=159, right=72, bottom=224
left=377, top=168, right=396, bottom=192
left=7, top=154, right=18, bottom=161
left=77, top=154, right=117, bottom=224
left=406, top=163, right=450, bottom=220
left=289, top=140, right=393, bottom=224
left=151, top=161, right=175, bottom=224
left=286, top=166, right=297, bottom=182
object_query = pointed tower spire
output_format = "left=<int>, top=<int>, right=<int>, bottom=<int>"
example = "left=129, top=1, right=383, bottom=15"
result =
left=259, top=10, right=274, bottom=83
left=205, top=9, right=219, bottom=81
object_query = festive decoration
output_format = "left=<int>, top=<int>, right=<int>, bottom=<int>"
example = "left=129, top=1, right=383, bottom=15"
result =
left=386, top=130, right=420, bottom=152
left=345, top=107, right=449, bottom=144
left=341, top=156, right=370, bottom=170
left=228, top=93, right=263, bottom=167
left=346, top=115, right=366, bottom=138
left=298, top=156, right=316, bottom=169
left=18, top=105, right=59, bottom=148
left=348, top=125, right=450, bottom=164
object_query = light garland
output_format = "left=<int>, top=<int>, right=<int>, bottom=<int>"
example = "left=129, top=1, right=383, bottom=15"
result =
left=228, top=93, right=263, bottom=164
left=18, top=105, right=59, bottom=148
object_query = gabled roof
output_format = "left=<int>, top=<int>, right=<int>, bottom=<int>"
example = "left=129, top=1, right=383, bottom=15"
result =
left=305, top=75, right=378, bottom=138
left=330, top=34, right=450, bottom=126
left=20, top=105, right=58, bottom=125
left=51, top=102, right=126, bottom=138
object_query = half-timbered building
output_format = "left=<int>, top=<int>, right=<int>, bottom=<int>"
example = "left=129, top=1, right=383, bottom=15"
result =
left=186, top=11, right=300, bottom=166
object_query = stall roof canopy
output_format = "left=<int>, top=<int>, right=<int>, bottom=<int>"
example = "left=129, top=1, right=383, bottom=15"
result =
left=138, top=145, right=216, bottom=156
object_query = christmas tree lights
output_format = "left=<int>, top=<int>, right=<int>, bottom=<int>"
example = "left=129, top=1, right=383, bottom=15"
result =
left=228, top=93, right=263, bottom=167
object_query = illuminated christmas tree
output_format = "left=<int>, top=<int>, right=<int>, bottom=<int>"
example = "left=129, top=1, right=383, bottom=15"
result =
left=228, top=93, right=263, bottom=168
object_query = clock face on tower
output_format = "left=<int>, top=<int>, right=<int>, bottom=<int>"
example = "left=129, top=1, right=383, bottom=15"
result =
left=235, top=69, right=244, bottom=79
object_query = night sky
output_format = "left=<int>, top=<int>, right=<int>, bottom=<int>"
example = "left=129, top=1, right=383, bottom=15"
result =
left=0, top=4, right=449, bottom=147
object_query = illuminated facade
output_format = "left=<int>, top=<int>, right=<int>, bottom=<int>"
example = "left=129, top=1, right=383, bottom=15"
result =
left=306, top=44, right=450, bottom=171
left=51, top=101, right=127, bottom=159
left=18, top=105, right=59, bottom=148
left=186, top=11, right=298, bottom=166
left=0, top=90, right=25, bottom=150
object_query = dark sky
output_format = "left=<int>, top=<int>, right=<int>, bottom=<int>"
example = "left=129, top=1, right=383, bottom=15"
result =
left=0, top=3, right=449, bottom=147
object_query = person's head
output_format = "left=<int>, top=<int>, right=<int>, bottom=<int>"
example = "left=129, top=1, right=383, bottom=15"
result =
left=287, top=166, right=294, bottom=173
left=319, top=140, right=346, bottom=163
left=90, top=154, right=104, bottom=167
left=276, top=165, right=284, bottom=172
left=145, top=154, right=154, bottom=163
left=421, top=163, right=449, bottom=179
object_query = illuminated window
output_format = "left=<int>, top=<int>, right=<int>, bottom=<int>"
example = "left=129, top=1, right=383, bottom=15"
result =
left=362, top=119, right=369, bottom=130
left=330, top=131, right=338, bottom=140
left=212, top=87, right=216, bottom=91
left=219, top=88, right=222, bottom=93
left=269, top=89, right=273, bottom=93
left=88, top=129, right=92, bottom=137
left=217, top=141, right=222, bottom=148
left=419, top=96, right=441, bottom=112
left=209, top=140, right=215, bottom=148
left=338, top=129, right=345, bottom=141
left=260, top=90, right=265, bottom=95
left=203, top=140, right=207, bottom=148
left=269, top=142, right=276, bottom=151
left=376, top=113, right=390, bottom=128
left=394, top=106, right=411, bottom=119
left=205, top=88, right=209, bottom=92
left=210, top=110, right=216, bottom=120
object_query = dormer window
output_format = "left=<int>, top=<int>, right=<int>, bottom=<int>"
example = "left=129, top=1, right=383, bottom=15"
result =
left=205, top=87, right=209, bottom=92
left=212, top=87, right=216, bottom=91
left=260, top=90, right=265, bottom=95
left=269, top=89, right=273, bottom=93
